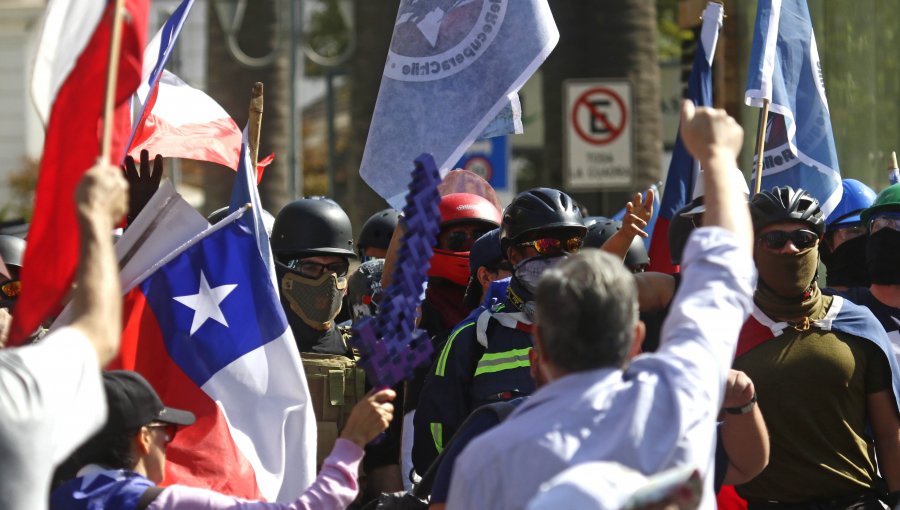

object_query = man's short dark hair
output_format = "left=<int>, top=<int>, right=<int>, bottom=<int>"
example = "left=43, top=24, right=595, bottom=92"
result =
left=534, top=249, right=638, bottom=372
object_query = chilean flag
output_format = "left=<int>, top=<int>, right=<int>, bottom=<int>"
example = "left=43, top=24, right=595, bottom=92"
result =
left=114, top=219, right=316, bottom=501
left=737, top=296, right=900, bottom=408
left=12, top=0, right=149, bottom=345
left=647, top=2, right=722, bottom=274
left=126, top=0, right=244, bottom=171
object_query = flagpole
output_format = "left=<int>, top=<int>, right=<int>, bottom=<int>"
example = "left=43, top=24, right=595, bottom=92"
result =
left=248, top=82, right=264, bottom=177
left=100, top=0, right=128, bottom=163
left=753, top=98, right=770, bottom=195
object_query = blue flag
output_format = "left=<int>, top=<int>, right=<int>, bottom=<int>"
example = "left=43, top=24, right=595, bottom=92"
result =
left=648, top=1, right=721, bottom=273
left=229, top=125, right=275, bottom=284
left=360, top=0, right=558, bottom=208
left=745, top=0, right=842, bottom=215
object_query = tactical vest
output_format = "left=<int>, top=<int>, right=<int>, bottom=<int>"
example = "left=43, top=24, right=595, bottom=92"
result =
left=300, top=327, right=367, bottom=468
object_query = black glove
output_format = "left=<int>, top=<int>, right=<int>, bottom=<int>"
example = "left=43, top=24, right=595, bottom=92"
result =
left=122, top=149, right=163, bottom=226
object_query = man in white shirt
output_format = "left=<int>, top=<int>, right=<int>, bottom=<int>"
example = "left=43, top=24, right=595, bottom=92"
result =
left=446, top=100, right=757, bottom=510
left=0, top=162, right=128, bottom=510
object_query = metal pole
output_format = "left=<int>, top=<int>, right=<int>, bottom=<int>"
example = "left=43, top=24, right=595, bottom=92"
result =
left=326, top=69, right=336, bottom=197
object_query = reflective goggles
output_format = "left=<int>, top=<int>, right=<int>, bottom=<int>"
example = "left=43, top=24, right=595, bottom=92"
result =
left=0, top=280, right=20, bottom=299
left=869, top=212, right=900, bottom=234
left=284, top=259, right=350, bottom=278
left=517, top=236, right=583, bottom=255
left=757, top=229, right=819, bottom=250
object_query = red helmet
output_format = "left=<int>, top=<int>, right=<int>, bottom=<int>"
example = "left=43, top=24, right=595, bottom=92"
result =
left=427, top=194, right=501, bottom=287
left=438, top=193, right=501, bottom=229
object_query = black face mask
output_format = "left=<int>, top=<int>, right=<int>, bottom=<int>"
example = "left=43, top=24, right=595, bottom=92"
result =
left=867, top=229, right=900, bottom=285
left=820, top=235, right=869, bottom=288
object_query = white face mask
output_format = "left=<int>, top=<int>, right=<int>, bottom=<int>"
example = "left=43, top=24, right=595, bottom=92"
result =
left=513, top=256, right=564, bottom=294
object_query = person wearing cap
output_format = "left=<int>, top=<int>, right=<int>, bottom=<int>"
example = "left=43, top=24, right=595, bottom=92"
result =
left=0, top=162, right=128, bottom=510
left=732, top=184, right=900, bottom=507
left=51, top=370, right=396, bottom=510
left=461, top=228, right=512, bottom=311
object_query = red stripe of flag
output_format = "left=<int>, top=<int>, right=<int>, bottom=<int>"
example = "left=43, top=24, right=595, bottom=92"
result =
left=10, top=1, right=148, bottom=345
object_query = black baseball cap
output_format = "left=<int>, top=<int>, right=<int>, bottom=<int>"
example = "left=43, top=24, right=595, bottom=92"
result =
left=102, top=370, right=195, bottom=433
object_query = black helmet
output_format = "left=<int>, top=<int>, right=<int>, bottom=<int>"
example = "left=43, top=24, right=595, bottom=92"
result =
left=749, top=186, right=825, bottom=236
left=500, top=188, right=586, bottom=251
left=0, top=235, right=25, bottom=270
left=271, top=197, right=355, bottom=258
left=358, top=209, right=400, bottom=253
left=582, top=218, right=649, bottom=271
left=668, top=203, right=696, bottom=266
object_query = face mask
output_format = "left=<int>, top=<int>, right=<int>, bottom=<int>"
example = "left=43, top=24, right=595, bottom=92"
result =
left=427, top=249, right=470, bottom=287
left=754, top=246, right=819, bottom=298
left=507, top=256, right=564, bottom=320
left=281, top=271, right=347, bottom=330
left=867, top=229, right=900, bottom=285
left=513, top=256, right=562, bottom=294
left=820, top=235, right=869, bottom=288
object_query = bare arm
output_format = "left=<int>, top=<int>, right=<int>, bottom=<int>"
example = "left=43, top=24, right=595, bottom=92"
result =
left=634, top=272, right=676, bottom=312
left=869, top=389, right=900, bottom=492
left=70, top=163, right=128, bottom=366
left=601, top=190, right=653, bottom=259
left=678, top=100, right=752, bottom=247
left=720, top=370, right=769, bottom=485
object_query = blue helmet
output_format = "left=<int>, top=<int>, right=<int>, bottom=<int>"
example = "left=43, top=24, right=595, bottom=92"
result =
left=826, top=179, right=877, bottom=230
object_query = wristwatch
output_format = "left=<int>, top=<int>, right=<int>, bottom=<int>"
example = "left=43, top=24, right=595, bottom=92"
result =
left=724, top=393, right=757, bottom=415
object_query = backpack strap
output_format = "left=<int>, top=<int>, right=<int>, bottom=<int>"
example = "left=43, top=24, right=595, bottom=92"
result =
left=136, top=487, right=164, bottom=510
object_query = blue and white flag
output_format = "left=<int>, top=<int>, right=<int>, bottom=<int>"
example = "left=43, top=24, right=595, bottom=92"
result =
left=230, top=125, right=276, bottom=286
left=745, top=0, right=842, bottom=215
left=360, top=0, right=558, bottom=208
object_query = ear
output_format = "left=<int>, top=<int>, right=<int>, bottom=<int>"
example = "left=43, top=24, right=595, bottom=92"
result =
left=507, top=246, right=523, bottom=266
left=629, top=320, right=646, bottom=359
left=136, top=427, right=153, bottom=455
left=477, top=267, right=493, bottom=287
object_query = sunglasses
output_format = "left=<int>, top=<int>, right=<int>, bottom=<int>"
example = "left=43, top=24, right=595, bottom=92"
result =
left=0, top=280, right=20, bottom=299
left=757, top=229, right=819, bottom=250
left=870, top=213, right=900, bottom=234
left=146, top=422, right=178, bottom=445
left=517, top=236, right=583, bottom=255
left=443, top=229, right=491, bottom=252
left=285, top=259, right=350, bottom=278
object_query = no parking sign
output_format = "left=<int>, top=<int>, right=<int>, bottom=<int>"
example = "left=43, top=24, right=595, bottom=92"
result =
left=563, top=80, right=634, bottom=190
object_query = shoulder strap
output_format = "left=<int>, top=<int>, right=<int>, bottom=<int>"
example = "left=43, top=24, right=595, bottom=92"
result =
left=136, top=487, right=164, bottom=510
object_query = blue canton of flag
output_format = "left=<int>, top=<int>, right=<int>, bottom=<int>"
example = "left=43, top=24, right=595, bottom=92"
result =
left=745, top=0, right=842, bottom=216
left=360, top=0, right=558, bottom=208
left=141, top=220, right=286, bottom=387
left=229, top=125, right=276, bottom=285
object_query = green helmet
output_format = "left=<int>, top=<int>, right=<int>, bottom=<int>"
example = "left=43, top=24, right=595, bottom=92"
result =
left=860, top=183, right=900, bottom=227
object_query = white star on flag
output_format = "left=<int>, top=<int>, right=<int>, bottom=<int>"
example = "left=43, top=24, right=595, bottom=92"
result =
left=173, top=271, right=237, bottom=335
